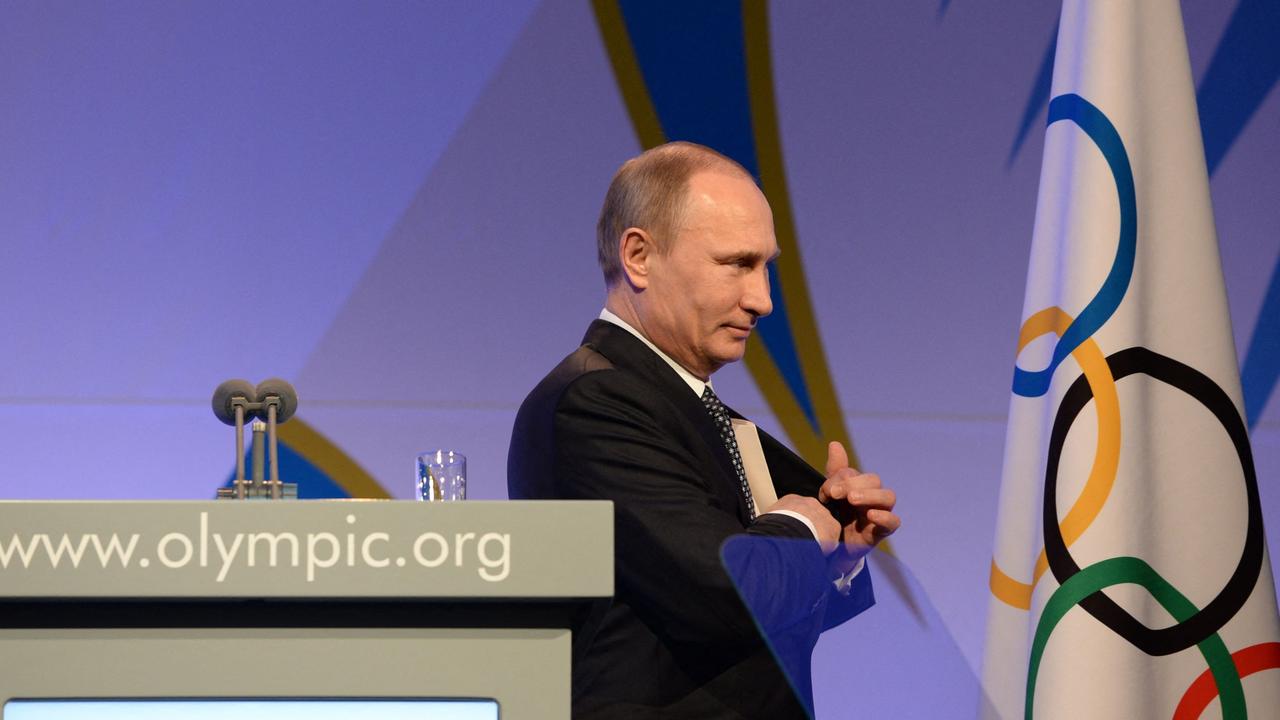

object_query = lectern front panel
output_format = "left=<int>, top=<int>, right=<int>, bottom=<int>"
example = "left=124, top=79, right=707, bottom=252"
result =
left=0, top=501, right=614, bottom=720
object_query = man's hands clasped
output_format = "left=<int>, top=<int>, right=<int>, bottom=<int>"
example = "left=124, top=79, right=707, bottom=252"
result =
left=764, top=441, right=900, bottom=567
left=819, top=441, right=899, bottom=566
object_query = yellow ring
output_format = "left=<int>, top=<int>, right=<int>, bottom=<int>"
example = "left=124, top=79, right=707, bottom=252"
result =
left=990, top=306, right=1121, bottom=609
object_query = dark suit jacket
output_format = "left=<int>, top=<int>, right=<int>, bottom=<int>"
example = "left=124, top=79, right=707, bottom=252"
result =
left=508, top=320, right=874, bottom=719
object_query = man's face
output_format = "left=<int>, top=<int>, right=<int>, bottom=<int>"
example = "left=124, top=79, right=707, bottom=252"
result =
left=638, top=170, right=778, bottom=379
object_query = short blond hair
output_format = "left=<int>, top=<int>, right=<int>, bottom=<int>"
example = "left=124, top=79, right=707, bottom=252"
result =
left=596, top=141, right=754, bottom=286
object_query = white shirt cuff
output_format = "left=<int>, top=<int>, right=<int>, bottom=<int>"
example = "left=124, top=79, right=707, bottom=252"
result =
left=833, top=557, right=865, bottom=595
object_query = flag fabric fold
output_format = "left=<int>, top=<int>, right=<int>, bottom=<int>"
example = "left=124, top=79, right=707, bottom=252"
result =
left=982, top=2, right=1280, bottom=718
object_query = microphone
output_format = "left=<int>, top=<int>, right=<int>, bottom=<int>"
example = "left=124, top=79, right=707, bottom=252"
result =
left=211, top=379, right=257, bottom=498
left=255, top=378, right=298, bottom=423
left=255, top=378, right=298, bottom=498
left=211, top=378, right=300, bottom=500
left=211, top=379, right=258, bottom=425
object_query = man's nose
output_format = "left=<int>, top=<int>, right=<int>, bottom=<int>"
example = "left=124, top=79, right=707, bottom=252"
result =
left=743, top=266, right=774, bottom=318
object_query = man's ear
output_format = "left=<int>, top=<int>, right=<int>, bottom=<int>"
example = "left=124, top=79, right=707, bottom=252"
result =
left=618, top=228, right=654, bottom=290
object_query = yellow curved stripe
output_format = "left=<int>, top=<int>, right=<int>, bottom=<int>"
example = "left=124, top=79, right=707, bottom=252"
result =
left=989, top=306, right=1121, bottom=609
left=741, top=4, right=910, bottom=581
left=278, top=417, right=391, bottom=499
left=741, top=0, right=859, bottom=472
left=590, top=0, right=667, bottom=149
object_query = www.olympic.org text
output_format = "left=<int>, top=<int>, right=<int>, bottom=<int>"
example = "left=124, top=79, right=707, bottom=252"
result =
left=0, top=512, right=511, bottom=583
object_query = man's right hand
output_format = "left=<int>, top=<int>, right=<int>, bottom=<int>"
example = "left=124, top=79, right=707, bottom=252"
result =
left=819, top=441, right=900, bottom=562
left=765, top=494, right=842, bottom=554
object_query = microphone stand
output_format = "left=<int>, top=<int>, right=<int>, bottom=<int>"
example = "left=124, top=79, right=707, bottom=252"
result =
left=214, top=379, right=298, bottom=500
left=233, top=399, right=250, bottom=500
left=267, top=400, right=282, bottom=500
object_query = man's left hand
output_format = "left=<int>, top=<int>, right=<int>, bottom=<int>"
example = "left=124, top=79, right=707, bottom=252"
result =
left=818, top=441, right=901, bottom=563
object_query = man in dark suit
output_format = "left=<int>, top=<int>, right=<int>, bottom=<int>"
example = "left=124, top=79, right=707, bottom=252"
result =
left=508, top=142, right=900, bottom=719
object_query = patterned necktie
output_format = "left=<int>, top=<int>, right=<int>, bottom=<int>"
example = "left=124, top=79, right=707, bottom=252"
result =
left=700, top=385, right=757, bottom=521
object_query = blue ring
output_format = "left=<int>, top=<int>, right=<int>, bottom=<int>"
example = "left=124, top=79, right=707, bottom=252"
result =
left=1013, top=94, right=1137, bottom=398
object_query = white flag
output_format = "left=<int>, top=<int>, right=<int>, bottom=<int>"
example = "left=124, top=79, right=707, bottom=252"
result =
left=982, top=2, right=1280, bottom=719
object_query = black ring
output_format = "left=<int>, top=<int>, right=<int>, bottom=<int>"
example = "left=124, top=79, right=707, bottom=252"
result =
left=1042, top=346, right=1262, bottom=656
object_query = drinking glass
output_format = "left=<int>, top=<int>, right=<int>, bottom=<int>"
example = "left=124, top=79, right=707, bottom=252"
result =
left=416, top=450, right=466, bottom=501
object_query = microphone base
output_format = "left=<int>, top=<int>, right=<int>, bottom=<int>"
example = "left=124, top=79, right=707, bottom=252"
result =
left=216, top=481, right=297, bottom=500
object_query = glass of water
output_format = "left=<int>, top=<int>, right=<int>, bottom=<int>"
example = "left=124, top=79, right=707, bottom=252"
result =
left=416, top=450, right=466, bottom=501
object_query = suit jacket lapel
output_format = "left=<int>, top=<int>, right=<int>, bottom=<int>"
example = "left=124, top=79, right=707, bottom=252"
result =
left=581, top=320, right=752, bottom=522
